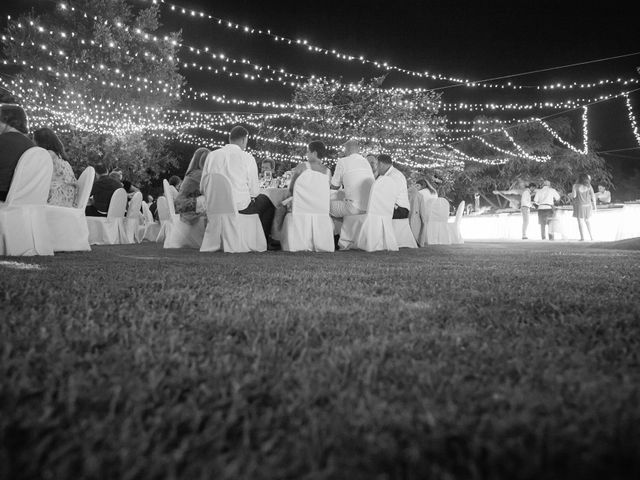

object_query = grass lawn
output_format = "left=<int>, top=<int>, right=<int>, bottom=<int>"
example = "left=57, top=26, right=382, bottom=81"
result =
left=1, top=241, right=640, bottom=479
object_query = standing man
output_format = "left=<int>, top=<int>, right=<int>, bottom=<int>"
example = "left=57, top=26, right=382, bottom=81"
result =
left=533, top=180, right=560, bottom=240
left=330, top=139, right=374, bottom=219
left=201, top=125, right=277, bottom=248
left=376, top=154, right=410, bottom=219
left=520, top=182, right=537, bottom=239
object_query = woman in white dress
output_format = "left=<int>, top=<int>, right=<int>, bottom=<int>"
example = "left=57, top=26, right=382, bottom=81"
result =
left=33, top=127, right=78, bottom=207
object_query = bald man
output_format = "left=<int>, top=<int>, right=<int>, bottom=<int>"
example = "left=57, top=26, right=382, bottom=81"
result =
left=330, top=139, right=374, bottom=219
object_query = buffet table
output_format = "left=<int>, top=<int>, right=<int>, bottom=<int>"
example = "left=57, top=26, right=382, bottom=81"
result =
left=459, top=203, right=640, bottom=241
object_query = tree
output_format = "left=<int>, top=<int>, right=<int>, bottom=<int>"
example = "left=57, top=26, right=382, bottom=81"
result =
left=1, top=0, right=183, bottom=186
left=253, top=76, right=449, bottom=172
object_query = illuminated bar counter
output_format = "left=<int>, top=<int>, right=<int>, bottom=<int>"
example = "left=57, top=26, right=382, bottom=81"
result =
left=458, top=203, right=640, bottom=241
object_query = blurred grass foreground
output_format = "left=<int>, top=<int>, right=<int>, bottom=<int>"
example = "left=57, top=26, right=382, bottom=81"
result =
left=1, top=241, right=640, bottom=479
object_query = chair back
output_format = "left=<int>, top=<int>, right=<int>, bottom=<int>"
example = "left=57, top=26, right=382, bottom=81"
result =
left=291, top=170, right=330, bottom=214
left=455, top=200, right=465, bottom=223
left=141, top=201, right=154, bottom=223
left=366, top=176, right=395, bottom=216
left=106, top=188, right=127, bottom=219
left=202, top=173, right=238, bottom=215
left=156, top=196, right=170, bottom=222
left=126, top=191, right=143, bottom=219
left=162, top=179, right=176, bottom=216
left=5, top=147, right=53, bottom=205
left=424, top=197, right=450, bottom=223
left=343, top=168, right=374, bottom=210
left=74, top=166, right=95, bottom=209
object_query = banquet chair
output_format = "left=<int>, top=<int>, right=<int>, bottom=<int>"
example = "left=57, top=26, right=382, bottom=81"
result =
left=447, top=200, right=465, bottom=244
left=162, top=179, right=205, bottom=249
left=0, top=146, right=54, bottom=256
left=281, top=170, right=334, bottom=252
left=86, top=188, right=127, bottom=245
left=139, top=201, right=161, bottom=242
left=44, top=166, right=94, bottom=252
left=155, top=196, right=170, bottom=243
left=392, top=217, right=418, bottom=248
left=418, top=197, right=451, bottom=246
left=200, top=173, right=266, bottom=253
left=338, top=176, right=398, bottom=252
left=120, top=191, right=143, bottom=244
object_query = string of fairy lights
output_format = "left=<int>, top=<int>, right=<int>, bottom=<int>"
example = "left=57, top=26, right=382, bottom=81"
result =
left=1, top=2, right=639, bottom=168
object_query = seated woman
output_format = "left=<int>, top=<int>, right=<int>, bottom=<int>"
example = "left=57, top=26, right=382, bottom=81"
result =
left=33, top=127, right=78, bottom=207
left=271, top=140, right=331, bottom=241
left=174, top=147, right=210, bottom=223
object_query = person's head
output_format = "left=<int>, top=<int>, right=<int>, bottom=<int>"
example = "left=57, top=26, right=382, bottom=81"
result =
left=229, top=125, right=249, bottom=150
left=168, top=175, right=181, bottom=188
left=342, top=138, right=360, bottom=156
left=147, top=194, right=154, bottom=203
left=377, top=154, right=393, bottom=175
left=187, top=147, right=210, bottom=174
left=366, top=153, right=378, bottom=173
left=527, top=182, right=537, bottom=191
left=94, top=163, right=108, bottom=178
left=577, top=173, right=590, bottom=186
left=33, top=127, right=65, bottom=157
left=542, top=180, right=551, bottom=188
left=110, top=170, right=123, bottom=182
left=416, top=178, right=436, bottom=194
left=307, top=140, right=326, bottom=162
left=0, top=104, right=29, bottom=134
left=261, top=158, right=275, bottom=172
left=598, top=184, right=606, bottom=192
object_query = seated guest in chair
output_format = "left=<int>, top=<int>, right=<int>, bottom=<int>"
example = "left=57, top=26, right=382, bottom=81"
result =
left=366, top=153, right=379, bottom=179
left=85, top=164, right=123, bottom=217
left=110, top=170, right=140, bottom=199
left=271, top=140, right=331, bottom=241
left=167, top=175, right=182, bottom=202
left=201, top=126, right=277, bottom=249
left=330, top=139, right=374, bottom=218
left=174, top=147, right=210, bottom=224
left=595, top=184, right=611, bottom=205
left=33, top=127, right=78, bottom=207
left=376, top=154, right=410, bottom=219
left=0, top=104, right=35, bottom=201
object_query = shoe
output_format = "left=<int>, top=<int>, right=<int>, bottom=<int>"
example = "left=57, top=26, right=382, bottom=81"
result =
left=522, top=236, right=528, bottom=240
left=267, top=239, right=281, bottom=251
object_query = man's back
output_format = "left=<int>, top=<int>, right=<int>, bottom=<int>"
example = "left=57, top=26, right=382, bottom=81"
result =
left=384, top=166, right=410, bottom=209
left=92, top=176, right=123, bottom=213
left=202, top=144, right=258, bottom=211
left=534, top=186, right=560, bottom=209
left=0, top=132, right=35, bottom=196
left=331, top=153, right=374, bottom=211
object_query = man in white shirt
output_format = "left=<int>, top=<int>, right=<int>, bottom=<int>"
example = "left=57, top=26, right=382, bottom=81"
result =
left=533, top=179, right=560, bottom=240
left=201, top=126, right=276, bottom=247
left=520, top=182, right=537, bottom=239
left=330, top=139, right=374, bottom=218
left=595, top=185, right=611, bottom=204
left=376, top=154, right=410, bottom=219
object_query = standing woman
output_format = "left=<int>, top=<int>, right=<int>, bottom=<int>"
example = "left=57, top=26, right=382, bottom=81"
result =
left=569, top=173, right=597, bottom=241
left=33, top=127, right=78, bottom=207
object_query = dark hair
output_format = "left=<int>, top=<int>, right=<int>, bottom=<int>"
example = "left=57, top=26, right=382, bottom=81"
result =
left=527, top=182, right=537, bottom=188
left=308, top=140, right=326, bottom=159
left=377, top=154, right=392, bottom=165
left=168, top=175, right=181, bottom=187
left=0, top=104, right=29, bottom=134
left=261, top=158, right=275, bottom=169
left=577, top=173, right=590, bottom=186
left=229, top=125, right=249, bottom=142
left=33, top=127, right=65, bottom=157
left=94, top=163, right=108, bottom=175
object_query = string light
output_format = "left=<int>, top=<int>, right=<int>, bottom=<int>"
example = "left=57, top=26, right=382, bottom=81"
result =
left=623, top=93, right=640, bottom=146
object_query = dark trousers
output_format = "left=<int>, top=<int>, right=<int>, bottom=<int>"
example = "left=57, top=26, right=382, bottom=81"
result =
left=85, top=205, right=107, bottom=217
left=239, top=194, right=275, bottom=241
left=392, top=206, right=409, bottom=219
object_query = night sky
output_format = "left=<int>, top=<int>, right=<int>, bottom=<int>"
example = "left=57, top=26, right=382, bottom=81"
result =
left=4, top=0, right=640, bottom=159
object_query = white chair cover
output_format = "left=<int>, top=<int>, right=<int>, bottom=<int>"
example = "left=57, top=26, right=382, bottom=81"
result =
left=448, top=200, right=465, bottom=244
left=44, top=166, right=94, bottom=252
left=86, top=188, right=127, bottom=245
left=139, top=201, right=161, bottom=242
left=418, top=197, right=451, bottom=246
left=155, top=196, right=170, bottom=243
left=119, top=191, right=143, bottom=244
left=0, top=147, right=54, bottom=256
left=162, top=179, right=205, bottom=249
left=200, top=173, right=266, bottom=253
left=393, top=218, right=418, bottom=248
left=281, top=170, right=334, bottom=252
left=338, top=176, right=398, bottom=252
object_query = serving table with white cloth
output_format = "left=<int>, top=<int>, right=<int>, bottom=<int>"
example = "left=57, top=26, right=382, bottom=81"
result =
left=459, top=203, right=640, bottom=241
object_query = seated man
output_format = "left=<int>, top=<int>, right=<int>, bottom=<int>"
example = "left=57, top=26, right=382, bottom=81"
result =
left=330, top=139, right=374, bottom=218
left=0, top=104, right=35, bottom=201
left=167, top=175, right=181, bottom=201
left=595, top=184, right=611, bottom=204
left=85, top=164, right=123, bottom=217
left=366, top=153, right=379, bottom=179
left=201, top=125, right=277, bottom=248
left=376, top=154, right=410, bottom=219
